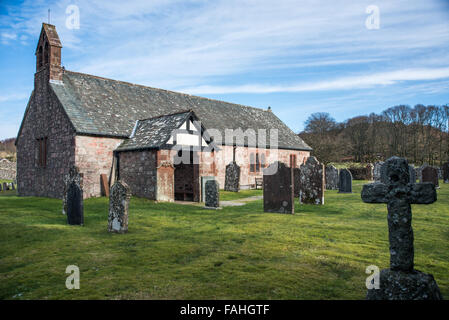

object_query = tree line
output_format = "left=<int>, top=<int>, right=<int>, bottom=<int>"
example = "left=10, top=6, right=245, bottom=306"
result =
left=298, top=104, right=449, bottom=166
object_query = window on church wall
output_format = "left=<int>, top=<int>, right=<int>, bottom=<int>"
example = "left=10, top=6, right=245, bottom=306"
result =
left=37, top=137, right=48, bottom=168
left=250, top=153, right=255, bottom=172
left=255, top=153, right=260, bottom=172
left=289, top=154, right=297, bottom=168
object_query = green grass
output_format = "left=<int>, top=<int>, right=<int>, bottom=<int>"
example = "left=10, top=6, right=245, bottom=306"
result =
left=220, top=189, right=263, bottom=201
left=0, top=181, right=448, bottom=300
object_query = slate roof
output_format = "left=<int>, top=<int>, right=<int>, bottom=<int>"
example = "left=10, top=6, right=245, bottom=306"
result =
left=116, top=111, right=191, bottom=151
left=50, top=70, right=312, bottom=151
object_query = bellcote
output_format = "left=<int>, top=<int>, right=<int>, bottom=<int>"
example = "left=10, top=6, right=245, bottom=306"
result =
left=35, top=23, right=63, bottom=82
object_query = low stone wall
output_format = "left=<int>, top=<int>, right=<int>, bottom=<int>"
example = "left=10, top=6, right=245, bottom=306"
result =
left=0, top=159, right=16, bottom=180
left=348, top=165, right=373, bottom=180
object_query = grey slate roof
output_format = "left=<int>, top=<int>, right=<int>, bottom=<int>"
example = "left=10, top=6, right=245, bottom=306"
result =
left=116, top=111, right=190, bottom=151
left=50, top=70, right=312, bottom=151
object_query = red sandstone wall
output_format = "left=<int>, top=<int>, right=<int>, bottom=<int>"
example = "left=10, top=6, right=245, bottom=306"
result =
left=213, top=146, right=309, bottom=188
left=16, top=68, right=76, bottom=198
left=75, top=136, right=123, bottom=198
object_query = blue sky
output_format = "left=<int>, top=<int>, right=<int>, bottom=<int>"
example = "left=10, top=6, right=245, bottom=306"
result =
left=1, top=0, right=449, bottom=140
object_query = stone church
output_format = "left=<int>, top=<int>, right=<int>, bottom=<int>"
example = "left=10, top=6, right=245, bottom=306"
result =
left=16, top=23, right=311, bottom=202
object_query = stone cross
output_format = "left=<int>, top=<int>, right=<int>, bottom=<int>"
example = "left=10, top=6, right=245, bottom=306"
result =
left=361, top=157, right=436, bottom=272
left=108, top=180, right=132, bottom=233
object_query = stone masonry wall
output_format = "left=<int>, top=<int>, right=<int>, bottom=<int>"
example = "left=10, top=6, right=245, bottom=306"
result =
left=75, top=135, right=123, bottom=198
left=118, top=150, right=158, bottom=199
left=16, top=68, right=76, bottom=198
left=0, top=159, right=16, bottom=180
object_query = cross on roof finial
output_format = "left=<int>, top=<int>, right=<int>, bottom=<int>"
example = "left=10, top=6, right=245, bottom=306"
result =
left=361, top=156, right=436, bottom=272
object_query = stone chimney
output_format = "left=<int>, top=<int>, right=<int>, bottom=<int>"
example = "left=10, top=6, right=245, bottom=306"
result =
left=35, top=23, right=63, bottom=83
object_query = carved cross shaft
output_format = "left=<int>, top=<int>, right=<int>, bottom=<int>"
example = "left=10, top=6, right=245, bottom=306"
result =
left=361, top=157, right=436, bottom=272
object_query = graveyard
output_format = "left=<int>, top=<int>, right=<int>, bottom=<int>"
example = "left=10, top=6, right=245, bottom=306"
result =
left=1, top=178, right=448, bottom=300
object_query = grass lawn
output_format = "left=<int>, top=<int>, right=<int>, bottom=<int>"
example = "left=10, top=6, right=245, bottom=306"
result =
left=0, top=181, right=448, bottom=300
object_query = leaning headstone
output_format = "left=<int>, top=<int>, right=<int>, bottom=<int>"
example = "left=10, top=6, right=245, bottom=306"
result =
left=409, top=165, right=416, bottom=183
left=224, top=161, right=240, bottom=192
left=63, top=167, right=83, bottom=215
left=421, top=166, right=439, bottom=188
left=325, top=165, right=339, bottom=190
left=66, top=180, right=84, bottom=225
left=338, top=169, right=352, bottom=193
left=373, top=162, right=384, bottom=182
left=443, top=162, right=449, bottom=183
left=263, top=161, right=294, bottom=214
left=293, top=167, right=301, bottom=197
left=204, top=180, right=220, bottom=208
left=362, top=156, right=442, bottom=300
left=298, top=156, right=324, bottom=205
left=108, top=180, right=131, bottom=233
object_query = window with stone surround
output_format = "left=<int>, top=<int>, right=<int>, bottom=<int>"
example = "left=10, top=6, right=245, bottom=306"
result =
left=289, top=154, right=297, bottom=168
left=250, top=152, right=263, bottom=173
left=37, top=137, right=48, bottom=168
left=250, top=153, right=255, bottom=172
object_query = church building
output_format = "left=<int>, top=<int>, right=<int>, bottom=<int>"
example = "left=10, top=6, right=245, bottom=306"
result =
left=16, top=23, right=311, bottom=202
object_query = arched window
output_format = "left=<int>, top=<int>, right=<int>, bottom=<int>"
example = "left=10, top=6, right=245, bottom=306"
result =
left=44, top=42, right=49, bottom=65
left=250, top=153, right=255, bottom=172
left=38, top=46, right=43, bottom=68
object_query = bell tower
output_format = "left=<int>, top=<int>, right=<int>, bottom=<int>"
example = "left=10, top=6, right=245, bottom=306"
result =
left=35, top=23, right=62, bottom=82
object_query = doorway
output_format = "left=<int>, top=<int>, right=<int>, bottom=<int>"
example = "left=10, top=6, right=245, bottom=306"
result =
left=174, top=150, right=199, bottom=201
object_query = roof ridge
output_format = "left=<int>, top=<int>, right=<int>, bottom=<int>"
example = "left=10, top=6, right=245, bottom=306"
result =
left=63, top=69, right=267, bottom=112
left=138, top=109, right=192, bottom=122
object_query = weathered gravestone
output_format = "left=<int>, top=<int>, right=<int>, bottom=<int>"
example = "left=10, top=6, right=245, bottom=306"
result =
left=205, top=180, right=220, bottom=208
left=443, top=162, right=449, bottom=183
left=3, top=182, right=8, bottom=191
left=263, top=162, right=294, bottom=214
left=361, top=156, right=442, bottom=300
left=293, top=167, right=301, bottom=197
left=63, top=166, right=83, bottom=215
left=0, top=183, right=2, bottom=192
left=224, top=161, right=240, bottom=192
left=409, top=165, right=416, bottom=183
left=11, top=182, right=15, bottom=190
left=201, top=176, right=215, bottom=202
left=325, top=165, right=339, bottom=190
left=298, top=157, right=324, bottom=205
left=366, top=163, right=374, bottom=181
left=338, top=169, right=352, bottom=193
left=108, top=180, right=131, bottom=233
left=67, top=179, right=84, bottom=225
left=373, top=162, right=384, bottom=182
left=421, top=166, right=439, bottom=188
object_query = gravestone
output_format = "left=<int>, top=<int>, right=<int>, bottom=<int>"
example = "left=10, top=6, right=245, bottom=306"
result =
left=298, top=156, right=324, bottom=205
left=263, top=162, right=294, bottom=214
left=373, top=162, right=384, bottom=182
left=409, top=165, right=416, bottom=183
left=11, top=182, right=15, bottom=190
left=63, top=166, right=83, bottom=215
left=443, top=162, right=449, bottom=183
left=417, top=164, right=427, bottom=183
left=201, top=176, right=215, bottom=202
left=338, top=169, right=352, bottom=193
left=293, top=168, right=301, bottom=197
left=325, top=165, right=339, bottom=190
left=224, top=161, right=240, bottom=192
left=361, top=156, right=442, bottom=300
left=0, top=183, right=2, bottom=192
left=67, top=180, right=84, bottom=225
left=108, top=180, right=131, bottom=233
left=421, top=166, right=439, bottom=188
left=205, top=180, right=220, bottom=208
left=3, top=182, right=8, bottom=191
left=366, top=163, right=374, bottom=181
